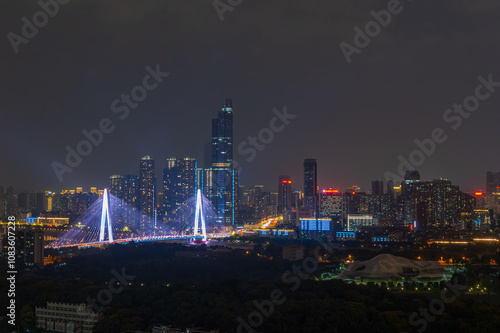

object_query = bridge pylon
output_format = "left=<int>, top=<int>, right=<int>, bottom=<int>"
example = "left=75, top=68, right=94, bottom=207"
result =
left=193, top=189, right=207, bottom=241
left=99, top=188, right=113, bottom=242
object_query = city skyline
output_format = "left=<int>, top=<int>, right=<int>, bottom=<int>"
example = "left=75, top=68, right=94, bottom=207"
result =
left=3, top=167, right=497, bottom=197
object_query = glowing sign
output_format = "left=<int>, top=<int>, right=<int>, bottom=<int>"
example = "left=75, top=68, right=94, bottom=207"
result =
left=475, top=192, right=483, bottom=196
left=323, top=189, right=339, bottom=193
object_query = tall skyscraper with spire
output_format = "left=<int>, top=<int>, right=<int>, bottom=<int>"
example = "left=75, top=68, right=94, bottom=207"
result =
left=209, top=99, right=237, bottom=226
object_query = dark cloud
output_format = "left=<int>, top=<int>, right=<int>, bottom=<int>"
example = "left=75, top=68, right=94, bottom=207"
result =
left=1, top=0, right=499, bottom=193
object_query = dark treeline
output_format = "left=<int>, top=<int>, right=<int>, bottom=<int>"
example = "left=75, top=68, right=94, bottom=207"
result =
left=1, top=242, right=500, bottom=332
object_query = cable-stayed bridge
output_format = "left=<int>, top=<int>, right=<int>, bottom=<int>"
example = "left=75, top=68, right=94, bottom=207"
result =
left=49, top=189, right=229, bottom=249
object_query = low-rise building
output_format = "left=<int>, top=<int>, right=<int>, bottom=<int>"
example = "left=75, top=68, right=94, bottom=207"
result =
left=282, top=244, right=304, bottom=261
left=36, top=302, right=99, bottom=333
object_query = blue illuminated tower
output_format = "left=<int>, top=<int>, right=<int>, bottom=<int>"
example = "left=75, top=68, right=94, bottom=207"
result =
left=210, top=99, right=237, bottom=226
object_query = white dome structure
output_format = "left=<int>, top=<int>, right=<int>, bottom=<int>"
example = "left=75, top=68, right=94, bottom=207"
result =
left=338, top=254, right=445, bottom=281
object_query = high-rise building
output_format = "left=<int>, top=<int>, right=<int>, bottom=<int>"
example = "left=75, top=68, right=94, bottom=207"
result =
left=278, top=176, right=292, bottom=220
left=210, top=99, right=237, bottom=226
left=123, top=175, right=140, bottom=208
left=292, top=190, right=304, bottom=209
left=407, top=179, right=475, bottom=229
left=109, top=175, right=125, bottom=199
left=109, top=175, right=126, bottom=226
left=122, top=174, right=140, bottom=229
left=6, top=186, right=14, bottom=195
left=3, top=229, right=44, bottom=267
left=372, top=180, right=384, bottom=196
left=369, top=180, right=392, bottom=221
left=319, top=189, right=342, bottom=222
left=139, top=155, right=156, bottom=229
left=401, top=170, right=421, bottom=223
left=254, top=186, right=271, bottom=220
left=163, top=157, right=197, bottom=219
left=304, top=158, right=318, bottom=217
left=486, top=171, right=500, bottom=195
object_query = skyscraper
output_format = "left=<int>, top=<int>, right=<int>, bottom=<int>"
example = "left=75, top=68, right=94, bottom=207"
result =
left=139, top=155, right=156, bottom=229
left=210, top=99, right=237, bottom=226
left=163, top=157, right=197, bottom=220
left=486, top=171, right=500, bottom=195
left=123, top=174, right=140, bottom=229
left=123, top=174, right=140, bottom=209
left=278, top=175, right=292, bottom=220
left=401, top=170, right=421, bottom=223
left=6, top=229, right=44, bottom=267
left=319, top=189, right=342, bottom=221
left=109, top=175, right=125, bottom=199
left=304, top=158, right=318, bottom=217
left=109, top=175, right=125, bottom=227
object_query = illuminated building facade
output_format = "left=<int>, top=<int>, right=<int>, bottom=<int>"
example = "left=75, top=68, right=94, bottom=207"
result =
left=319, top=189, right=342, bottom=221
left=278, top=175, right=292, bottom=220
left=347, top=214, right=378, bottom=231
left=2, top=229, right=44, bottom=267
left=123, top=174, right=140, bottom=209
left=254, top=185, right=272, bottom=220
left=109, top=175, right=125, bottom=199
left=409, top=179, right=475, bottom=229
left=26, top=217, right=69, bottom=226
left=163, top=157, right=197, bottom=220
left=486, top=171, right=500, bottom=195
left=210, top=99, right=237, bottom=225
left=300, top=217, right=331, bottom=239
left=139, top=155, right=156, bottom=229
left=401, top=170, right=421, bottom=224
left=303, top=158, right=318, bottom=217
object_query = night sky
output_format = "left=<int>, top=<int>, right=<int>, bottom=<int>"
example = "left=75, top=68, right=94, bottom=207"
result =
left=1, top=0, right=499, bottom=193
